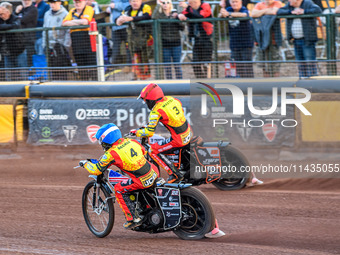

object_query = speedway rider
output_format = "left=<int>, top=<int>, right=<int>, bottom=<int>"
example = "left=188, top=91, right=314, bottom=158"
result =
left=79, top=123, right=159, bottom=230
left=130, top=83, right=193, bottom=183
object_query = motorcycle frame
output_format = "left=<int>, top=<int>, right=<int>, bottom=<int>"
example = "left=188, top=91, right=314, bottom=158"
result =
left=88, top=171, right=193, bottom=233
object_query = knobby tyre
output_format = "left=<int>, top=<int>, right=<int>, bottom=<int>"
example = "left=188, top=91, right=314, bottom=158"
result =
left=212, top=145, right=250, bottom=190
left=173, top=187, right=215, bottom=240
left=82, top=180, right=114, bottom=238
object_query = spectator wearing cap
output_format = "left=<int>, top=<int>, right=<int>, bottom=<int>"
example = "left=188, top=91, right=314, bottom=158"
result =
left=106, top=0, right=130, bottom=65
left=152, top=0, right=184, bottom=79
left=62, top=0, right=97, bottom=80
left=34, top=0, right=50, bottom=55
left=43, top=0, right=71, bottom=80
left=15, top=0, right=38, bottom=67
left=0, top=2, right=27, bottom=80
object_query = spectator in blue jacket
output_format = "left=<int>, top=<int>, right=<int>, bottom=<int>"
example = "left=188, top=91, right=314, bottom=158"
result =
left=106, top=0, right=131, bottom=65
left=220, top=0, right=254, bottom=77
left=34, top=0, right=50, bottom=55
left=277, top=0, right=321, bottom=78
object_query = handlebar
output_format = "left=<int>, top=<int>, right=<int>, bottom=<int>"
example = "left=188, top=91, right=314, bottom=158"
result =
left=123, top=133, right=150, bottom=151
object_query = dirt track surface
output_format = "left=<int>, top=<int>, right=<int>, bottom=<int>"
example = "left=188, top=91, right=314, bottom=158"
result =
left=0, top=146, right=339, bottom=255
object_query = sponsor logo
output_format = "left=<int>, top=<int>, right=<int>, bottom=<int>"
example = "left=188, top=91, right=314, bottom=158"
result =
left=158, top=144, right=173, bottom=153
left=140, top=172, right=157, bottom=187
left=169, top=202, right=179, bottom=207
left=215, top=125, right=225, bottom=137
left=207, top=147, right=220, bottom=157
left=198, top=149, right=207, bottom=157
left=29, top=109, right=38, bottom=120
left=86, top=125, right=100, bottom=143
left=39, top=126, right=54, bottom=143
left=166, top=212, right=171, bottom=217
left=116, top=108, right=192, bottom=127
left=171, top=190, right=179, bottom=196
left=202, top=158, right=220, bottom=165
left=166, top=154, right=179, bottom=163
left=62, top=125, right=78, bottom=143
left=41, top=127, right=51, bottom=138
left=158, top=188, right=163, bottom=197
left=75, top=109, right=110, bottom=120
left=31, top=109, right=68, bottom=120
left=148, top=134, right=166, bottom=145
left=237, top=125, right=252, bottom=142
left=262, top=123, right=278, bottom=142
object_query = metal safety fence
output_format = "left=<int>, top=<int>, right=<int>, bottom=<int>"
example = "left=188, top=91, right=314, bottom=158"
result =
left=0, top=13, right=340, bottom=82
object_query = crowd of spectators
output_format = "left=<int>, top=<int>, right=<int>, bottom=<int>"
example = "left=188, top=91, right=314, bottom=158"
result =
left=0, top=0, right=334, bottom=81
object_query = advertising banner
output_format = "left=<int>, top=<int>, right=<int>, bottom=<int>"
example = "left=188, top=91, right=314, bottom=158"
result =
left=28, top=98, right=149, bottom=145
left=27, top=95, right=294, bottom=147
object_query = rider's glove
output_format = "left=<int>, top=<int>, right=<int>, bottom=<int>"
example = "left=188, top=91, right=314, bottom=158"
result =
left=129, top=129, right=137, bottom=136
left=79, top=160, right=88, bottom=168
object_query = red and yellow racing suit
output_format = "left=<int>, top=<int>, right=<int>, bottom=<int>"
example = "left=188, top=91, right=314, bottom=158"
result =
left=136, top=96, right=192, bottom=176
left=84, top=138, right=159, bottom=221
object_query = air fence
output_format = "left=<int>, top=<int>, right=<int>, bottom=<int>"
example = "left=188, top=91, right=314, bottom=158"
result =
left=0, top=79, right=340, bottom=150
left=0, top=13, right=340, bottom=82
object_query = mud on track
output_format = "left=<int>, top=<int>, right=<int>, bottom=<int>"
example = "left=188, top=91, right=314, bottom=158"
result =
left=0, top=145, right=339, bottom=255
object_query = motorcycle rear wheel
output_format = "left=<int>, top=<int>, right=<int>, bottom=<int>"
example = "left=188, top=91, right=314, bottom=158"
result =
left=173, top=187, right=215, bottom=240
left=82, top=180, right=114, bottom=238
left=212, top=145, right=250, bottom=191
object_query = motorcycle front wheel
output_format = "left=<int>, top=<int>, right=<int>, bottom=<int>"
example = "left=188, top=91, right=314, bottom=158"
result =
left=212, top=145, right=250, bottom=191
left=82, top=180, right=114, bottom=238
left=173, top=187, right=215, bottom=240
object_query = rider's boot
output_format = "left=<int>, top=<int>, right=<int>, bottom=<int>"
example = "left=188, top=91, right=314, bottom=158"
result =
left=166, top=165, right=184, bottom=183
left=123, top=217, right=142, bottom=230
left=121, top=193, right=142, bottom=230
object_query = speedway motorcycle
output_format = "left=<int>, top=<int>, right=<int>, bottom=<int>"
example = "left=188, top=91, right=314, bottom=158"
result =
left=79, top=165, right=216, bottom=239
left=142, top=134, right=250, bottom=191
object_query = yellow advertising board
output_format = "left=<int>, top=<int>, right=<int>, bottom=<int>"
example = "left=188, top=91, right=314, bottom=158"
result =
left=0, top=104, right=23, bottom=143
left=301, top=101, right=340, bottom=142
